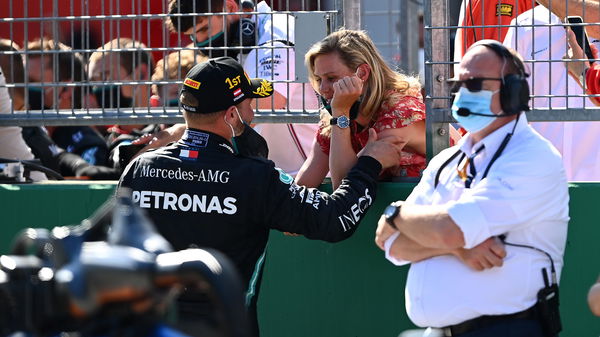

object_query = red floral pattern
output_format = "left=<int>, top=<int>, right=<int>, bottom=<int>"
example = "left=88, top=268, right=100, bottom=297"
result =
left=316, top=93, right=426, bottom=178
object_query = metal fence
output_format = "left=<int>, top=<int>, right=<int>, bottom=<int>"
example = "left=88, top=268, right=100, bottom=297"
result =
left=0, top=0, right=344, bottom=126
left=425, top=0, right=600, bottom=156
left=3, top=0, right=599, bottom=158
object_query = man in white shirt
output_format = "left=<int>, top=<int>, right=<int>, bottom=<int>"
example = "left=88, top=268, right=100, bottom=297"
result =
left=503, top=4, right=600, bottom=181
left=375, top=41, right=569, bottom=336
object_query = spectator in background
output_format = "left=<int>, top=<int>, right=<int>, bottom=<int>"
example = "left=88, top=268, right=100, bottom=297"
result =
left=454, top=0, right=536, bottom=61
left=88, top=38, right=155, bottom=139
left=150, top=49, right=208, bottom=108
left=535, top=0, right=600, bottom=39
left=295, top=29, right=426, bottom=189
left=0, top=40, right=46, bottom=181
left=19, top=39, right=121, bottom=180
left=564, top=20, right=600, bottom=105
left=22, top=39, right=111, bottom=170
left=135, top=0, right=318, bottom=176
left=504, top=2, right=600, bottom=181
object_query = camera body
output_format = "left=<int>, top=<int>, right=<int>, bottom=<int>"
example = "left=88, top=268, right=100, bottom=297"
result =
left=0, top=255, right=73, bottom=335
left=0, top=191, right=250, bottom=337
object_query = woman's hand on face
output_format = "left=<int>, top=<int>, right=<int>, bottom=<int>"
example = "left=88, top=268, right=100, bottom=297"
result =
left=330, top=74, right=363, bottom=117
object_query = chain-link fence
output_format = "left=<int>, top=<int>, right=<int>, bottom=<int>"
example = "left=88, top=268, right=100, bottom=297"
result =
left=425, top=0, right=600, bottom=157
left=3, top=0, right=598, bottom=161
left=0, top=0, right=349, bottom=126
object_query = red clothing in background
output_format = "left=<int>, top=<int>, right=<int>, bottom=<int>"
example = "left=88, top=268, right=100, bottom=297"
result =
left=316, top=92, right=426, bottom=178
left=586, top=65, right=600, bottom=105
left=455, top=0, right=536, bottom=58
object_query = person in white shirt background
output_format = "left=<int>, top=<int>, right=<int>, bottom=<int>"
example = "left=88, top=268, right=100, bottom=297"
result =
left=503, top=1, right=600, bottom=181
left=137, top=0, right=318, bottom=176
left=375, top=40, right=568, bottom=337
left=0, top=40, right=46, bottom=181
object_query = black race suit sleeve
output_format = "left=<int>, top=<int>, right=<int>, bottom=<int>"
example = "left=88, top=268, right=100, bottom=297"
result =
left=264, top=156, right=382, bottom=242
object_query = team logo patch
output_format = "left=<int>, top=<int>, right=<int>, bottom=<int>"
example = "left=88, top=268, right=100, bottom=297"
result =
left=275, top=168, right=293, bottom=185
left=233, top=88, right=244, bottom=101
left=180, top=149, right=199, bottom=160
left=184, top=78, right=201, bottom=89
left=253, top=79, right=273, bottom=97
left=496, top=4, right=513, bottom=16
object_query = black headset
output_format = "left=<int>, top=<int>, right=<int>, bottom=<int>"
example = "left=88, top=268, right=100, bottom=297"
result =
left=469, top=39, right=530, bottom=115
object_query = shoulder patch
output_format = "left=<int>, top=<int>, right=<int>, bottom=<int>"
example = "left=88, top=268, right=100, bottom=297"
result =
left=275, top=167, right=294, bottom=184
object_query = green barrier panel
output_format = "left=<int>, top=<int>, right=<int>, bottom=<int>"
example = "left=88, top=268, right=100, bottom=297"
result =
left=0, top=182, right=598, bottom=336
left=0, top=182, right=117, bottom=253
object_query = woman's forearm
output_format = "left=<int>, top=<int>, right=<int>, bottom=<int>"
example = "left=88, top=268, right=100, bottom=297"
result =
left=328, top=126, right=358, bottom=190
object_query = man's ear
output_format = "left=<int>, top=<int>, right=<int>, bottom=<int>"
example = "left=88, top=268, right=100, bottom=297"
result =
left=225, top=0, right=239, bottom=12
left=224, top=105, right=238, bottom=122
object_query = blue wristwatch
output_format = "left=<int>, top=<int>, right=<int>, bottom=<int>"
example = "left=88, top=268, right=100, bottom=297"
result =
left=384, top=201, right=402, bottom=229
left=330, top=115, right=350, bottom=128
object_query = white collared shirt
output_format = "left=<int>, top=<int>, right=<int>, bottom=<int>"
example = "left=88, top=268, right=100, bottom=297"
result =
left=0, top=67, right=46, bottom=181
left=503, top=6, right=600, bottom=181
left=387, top=115, right=569, bottom=328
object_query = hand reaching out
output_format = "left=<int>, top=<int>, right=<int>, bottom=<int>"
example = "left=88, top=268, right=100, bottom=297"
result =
left=358, top=128, right=407, bottom=170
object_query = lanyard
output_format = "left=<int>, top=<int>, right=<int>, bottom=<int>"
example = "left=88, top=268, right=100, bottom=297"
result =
left=457, top=145, right=485, bottom=188
left=434, top=115, right=520, bottom=189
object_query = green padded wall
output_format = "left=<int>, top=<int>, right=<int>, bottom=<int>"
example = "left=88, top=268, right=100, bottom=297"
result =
left=0, top=182, right=598, bottom=336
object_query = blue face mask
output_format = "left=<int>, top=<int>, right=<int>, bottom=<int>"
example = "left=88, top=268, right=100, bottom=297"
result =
left=451, top=87, right=499, bottom=133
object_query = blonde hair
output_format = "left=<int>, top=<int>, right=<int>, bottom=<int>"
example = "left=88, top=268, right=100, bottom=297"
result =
left=305, top=29, right=421, bottom=135
left=152, top=49, right=208, bottom=96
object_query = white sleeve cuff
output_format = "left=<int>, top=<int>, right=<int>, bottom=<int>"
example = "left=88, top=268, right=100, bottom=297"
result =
left=384, top=232, right=410, bottom=266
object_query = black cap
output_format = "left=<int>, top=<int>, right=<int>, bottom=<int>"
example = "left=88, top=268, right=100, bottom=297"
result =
left=180, top=56, right=274, bottom=114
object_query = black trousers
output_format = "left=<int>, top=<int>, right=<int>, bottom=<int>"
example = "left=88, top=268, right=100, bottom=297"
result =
left=444, top=318, right=545, bottom=337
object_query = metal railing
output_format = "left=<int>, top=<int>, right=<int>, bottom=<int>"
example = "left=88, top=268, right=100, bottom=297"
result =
left=425, top=0, right=600, bottom=157
left=0, top=0, right=348, bottom=126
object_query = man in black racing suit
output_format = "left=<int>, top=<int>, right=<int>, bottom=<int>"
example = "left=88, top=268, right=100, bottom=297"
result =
left=118, top=57, right=405, bottom=337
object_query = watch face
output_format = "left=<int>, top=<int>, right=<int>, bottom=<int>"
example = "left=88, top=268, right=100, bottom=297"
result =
left=337, top=115, right=350, bottom=128
left=384, top=204, right=398, bottom=219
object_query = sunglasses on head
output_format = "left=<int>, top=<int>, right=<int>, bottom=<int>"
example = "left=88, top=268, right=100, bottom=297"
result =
left=447, top=77, right=503, bottom=93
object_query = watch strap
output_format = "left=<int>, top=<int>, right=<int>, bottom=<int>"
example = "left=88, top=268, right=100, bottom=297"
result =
left=385, top=201, right=401, bottom=229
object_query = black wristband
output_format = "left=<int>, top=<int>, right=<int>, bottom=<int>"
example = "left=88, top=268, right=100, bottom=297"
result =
left=387, top=217, right=398, bottom=230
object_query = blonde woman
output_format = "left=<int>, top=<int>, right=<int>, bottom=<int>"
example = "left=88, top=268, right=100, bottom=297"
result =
left=296, top=29, right=426, bottom=189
